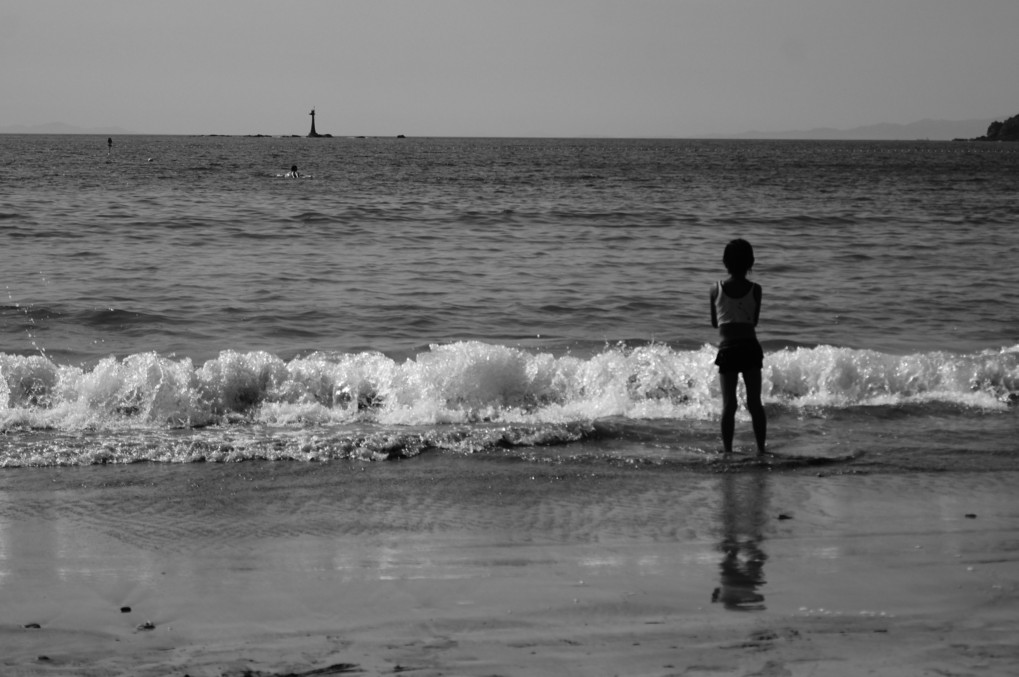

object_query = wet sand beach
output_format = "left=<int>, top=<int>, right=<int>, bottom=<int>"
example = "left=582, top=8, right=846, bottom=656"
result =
left=1, top=458, right=1017, bottom=676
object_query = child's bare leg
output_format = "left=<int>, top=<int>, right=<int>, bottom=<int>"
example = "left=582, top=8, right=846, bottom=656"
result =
left=743, top=369, right=767, bottom=454
left=719, top=371, right=740, bottom=453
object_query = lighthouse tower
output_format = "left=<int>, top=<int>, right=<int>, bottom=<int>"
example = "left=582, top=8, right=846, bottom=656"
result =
left=308, top=109, right=321, bottom=138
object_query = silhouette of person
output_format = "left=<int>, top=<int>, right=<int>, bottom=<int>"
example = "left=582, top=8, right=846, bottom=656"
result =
left=107, top=137, right=113, bottom=155
left=710, top=238, right=767, bottom=454
left=711, top=472, right=768, bottom=610
left=287, top=165, right=300, bottom=178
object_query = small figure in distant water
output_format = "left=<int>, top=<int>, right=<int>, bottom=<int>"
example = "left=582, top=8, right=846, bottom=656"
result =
left=286, top=165, right=300, bottom=178
left=710, top=238, right=767, bottom=455
left=107, top=137, right=113, bottom=155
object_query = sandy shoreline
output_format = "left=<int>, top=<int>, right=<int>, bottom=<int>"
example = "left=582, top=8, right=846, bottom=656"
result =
left=1, top=460, right=1017, bottom=676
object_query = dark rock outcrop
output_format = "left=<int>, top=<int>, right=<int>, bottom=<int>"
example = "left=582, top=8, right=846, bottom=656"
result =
left=975, top=114, right=1019, bottom=141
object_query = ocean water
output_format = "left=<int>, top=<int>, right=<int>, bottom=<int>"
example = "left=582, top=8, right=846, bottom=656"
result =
left=0, top=134, right=1017, bottom=470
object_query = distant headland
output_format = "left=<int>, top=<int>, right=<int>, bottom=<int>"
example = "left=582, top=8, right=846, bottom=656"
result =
left=972, top=114, right=1019, bottom=142
left=0, top=122, right=135, bottom=135
left=704, top=117, right=997, bottom=141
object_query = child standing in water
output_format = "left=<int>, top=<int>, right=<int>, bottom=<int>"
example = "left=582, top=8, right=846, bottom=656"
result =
left=710, top=238, right=767, bottom=455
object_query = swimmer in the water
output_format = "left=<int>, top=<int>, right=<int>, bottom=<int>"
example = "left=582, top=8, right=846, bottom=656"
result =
left=287, top=165, right=300, bottom=178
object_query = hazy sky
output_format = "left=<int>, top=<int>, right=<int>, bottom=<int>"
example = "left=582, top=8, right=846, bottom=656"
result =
left=2, top=0, right=1016, bottom=137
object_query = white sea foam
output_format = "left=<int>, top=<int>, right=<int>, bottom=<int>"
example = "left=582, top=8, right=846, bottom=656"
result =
left=1, top=342, right=1014, bottom=436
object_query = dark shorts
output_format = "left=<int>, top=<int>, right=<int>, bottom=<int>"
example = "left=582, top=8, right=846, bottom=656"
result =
left=714, top=340, right=764, bottom=374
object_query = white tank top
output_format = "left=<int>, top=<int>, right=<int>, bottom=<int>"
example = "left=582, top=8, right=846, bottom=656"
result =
left=715, top=281, right=757, bottom=325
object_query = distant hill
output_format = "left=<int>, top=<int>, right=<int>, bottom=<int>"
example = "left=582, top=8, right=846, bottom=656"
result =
left=0, top=122, right=136, bottom=135
left=711, top=118, right=998, bottom=141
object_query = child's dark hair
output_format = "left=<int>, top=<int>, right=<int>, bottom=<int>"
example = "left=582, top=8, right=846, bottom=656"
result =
left=723, top=238, right=755, bottom=275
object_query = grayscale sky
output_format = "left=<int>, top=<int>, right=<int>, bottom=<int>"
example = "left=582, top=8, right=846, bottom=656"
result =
left=2, top=0, right=1016, bottom=137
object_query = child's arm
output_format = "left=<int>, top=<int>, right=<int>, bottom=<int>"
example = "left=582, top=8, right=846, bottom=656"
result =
left=710, top=284, right=719, bottom=328
left=753, top=284, right=762, bottom=326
